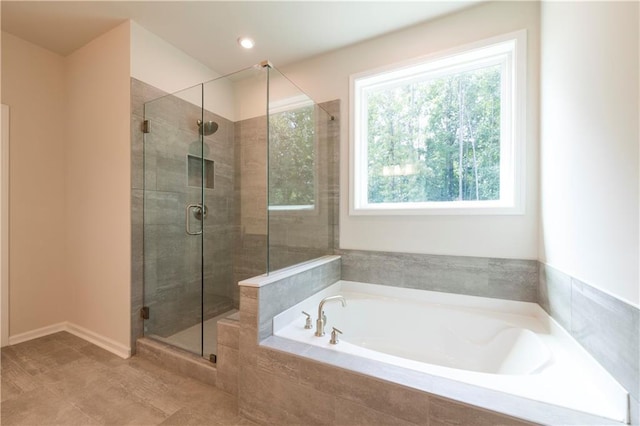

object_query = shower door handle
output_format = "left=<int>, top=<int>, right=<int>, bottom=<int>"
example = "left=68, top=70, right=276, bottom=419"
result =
left=185, top=204, right=203, bottom=236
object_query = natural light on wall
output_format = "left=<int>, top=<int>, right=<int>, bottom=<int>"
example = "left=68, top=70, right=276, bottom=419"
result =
left=350, top=30, right=526, bottom=215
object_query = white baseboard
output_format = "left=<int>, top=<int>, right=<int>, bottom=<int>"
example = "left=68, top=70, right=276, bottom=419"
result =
left=8, top=322, right=67, bottom=345
left=7, top=322, right=131, bottom=359
left=65, top=323, right=131, bottom=359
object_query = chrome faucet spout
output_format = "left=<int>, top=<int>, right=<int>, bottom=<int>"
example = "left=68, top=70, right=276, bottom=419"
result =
left=315, top=295, right=346, bottom=337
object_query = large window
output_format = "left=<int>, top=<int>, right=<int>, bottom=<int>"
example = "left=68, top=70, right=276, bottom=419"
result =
left=350, top=31, right=526, bottom=215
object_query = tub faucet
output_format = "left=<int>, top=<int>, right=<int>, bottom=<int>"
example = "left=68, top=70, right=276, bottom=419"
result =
left=315, top=295, right=346, bottom=337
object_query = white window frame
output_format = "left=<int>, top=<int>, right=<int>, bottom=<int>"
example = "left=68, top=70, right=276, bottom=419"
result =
left=349, top=30, right=527, bottom=216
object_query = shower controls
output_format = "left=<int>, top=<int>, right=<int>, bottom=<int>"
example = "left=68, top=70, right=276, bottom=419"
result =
left=185, top=203, right=205, bottom=235
left=302, top=311, right=312, bottom=329
left=193, top=204, right=208, bottom=221
left=330, top=327, right=342, bottom=345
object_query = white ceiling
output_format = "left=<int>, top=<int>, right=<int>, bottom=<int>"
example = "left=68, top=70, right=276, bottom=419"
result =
left=1, top=1, right=480, bottom=75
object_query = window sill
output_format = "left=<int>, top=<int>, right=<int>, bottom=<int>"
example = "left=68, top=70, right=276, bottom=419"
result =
left=350, top=201, right=524, bottom=216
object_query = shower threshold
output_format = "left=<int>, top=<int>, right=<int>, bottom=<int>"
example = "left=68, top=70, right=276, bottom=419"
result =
left=149, top=309, right=238, bottom=359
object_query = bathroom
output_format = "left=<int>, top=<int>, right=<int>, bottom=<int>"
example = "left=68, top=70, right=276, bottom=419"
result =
left=1, top=1, right=638, bottom=425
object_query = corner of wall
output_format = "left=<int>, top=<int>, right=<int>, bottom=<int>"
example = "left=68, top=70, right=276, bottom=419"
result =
left=64, top=21, right=132, bottom=351
left=2, top=31, right=68, bottom=337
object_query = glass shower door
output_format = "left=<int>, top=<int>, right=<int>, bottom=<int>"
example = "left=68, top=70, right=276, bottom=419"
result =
left=143, top=84, right=205, bottom=356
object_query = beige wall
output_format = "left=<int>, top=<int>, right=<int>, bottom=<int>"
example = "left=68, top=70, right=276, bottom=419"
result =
left=540, top=2, right=639, bottom=306
left=280, top=1, right=540, bottom=260
left=2, top=19, right=228, bottom=354
left=64, top=21, right=131, bottom=349
left=1, top=32, right=68, bottom=335
left=130, top=21, right=236, bottom=121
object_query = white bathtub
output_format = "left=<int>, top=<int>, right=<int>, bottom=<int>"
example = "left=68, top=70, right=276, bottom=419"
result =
left=273, top=280, right=628, bottom=423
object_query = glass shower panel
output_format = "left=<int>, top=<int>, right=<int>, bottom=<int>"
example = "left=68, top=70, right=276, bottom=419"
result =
left=201, top=66, right=268, bottom=359
left=141, top=62, right=332, bottom=359
left=143, top=83, right=205, bottom=355
left=267, top=67, right=337, bottom=272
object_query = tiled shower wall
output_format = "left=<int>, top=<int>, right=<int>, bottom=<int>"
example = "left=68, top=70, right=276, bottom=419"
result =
left=131, top=79, right=340, bottom=352
left=268, top=101, right=340, bottom=271
left=232, top=114, right=267, bottom=288
left=143, top=88, right=236, bottom=338
left=232, top=100, right=340, bottom=284
left=131, top=78, right=237, bottom=349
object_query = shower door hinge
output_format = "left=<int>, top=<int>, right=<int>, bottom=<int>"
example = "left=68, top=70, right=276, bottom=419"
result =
left=142, top=120, right=150, bottom=134
left=209, top=354, right=217, bottom=364
left=140, top=306, right=150, bottom=320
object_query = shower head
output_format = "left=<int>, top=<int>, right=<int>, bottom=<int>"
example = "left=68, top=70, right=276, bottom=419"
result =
left=197, top=119, right=219, bottom=136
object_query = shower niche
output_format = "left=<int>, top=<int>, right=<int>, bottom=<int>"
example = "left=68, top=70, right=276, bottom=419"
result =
left=140, top=63, right=338, bottom=360
left=187, top=155, right=214, bottom=189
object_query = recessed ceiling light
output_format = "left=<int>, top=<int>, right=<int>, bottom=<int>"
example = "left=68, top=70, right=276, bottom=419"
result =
left=238, top=37, right=255, bottom=49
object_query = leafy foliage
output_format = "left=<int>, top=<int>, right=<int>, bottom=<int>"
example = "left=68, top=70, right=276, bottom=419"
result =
left=366, top=65, right=501, bottom=204
left=269, top=105, right=315, bottom=206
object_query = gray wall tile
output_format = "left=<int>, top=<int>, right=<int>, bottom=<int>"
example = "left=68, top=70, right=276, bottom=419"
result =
left=538, top=263, right=572, bottom=330
left=339, top=250, right=538, bottom=302
left=571, top=277, right=639, bottom=399
left=215, top=344, right=239, bottom=395
left=257, top=257, right=341, bottom=340
left=217, top=320, right=239, bottom=350
left=239, top=365, right=335, bottom=425
left=404, top=253, right=490, bottom=296
left=298, top=357, right=429, bottom=425
left=256, top=347, right=300, bottom=381
left=135, top=338, right=216, bottom=387
left=539, top=261, right=640, bottom=408
left=334, top=398, right=420, bottom=426
left=131, top=78, right=238, bottom=350
left=429, top=396, right=535, bottom=426
left=487, top=258, right=538, bottom=302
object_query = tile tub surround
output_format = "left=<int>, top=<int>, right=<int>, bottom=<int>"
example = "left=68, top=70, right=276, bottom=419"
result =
left=239, top=256, right=342, bottom=341
left=237, top=259, right=620, bottom=425
left=216, top=318, right=240, bottom=396
left=337, top=249, right=639, bottom=423
left=338, top=249, right=538, bottom=302
left=539, top=262, right=640, bottom=420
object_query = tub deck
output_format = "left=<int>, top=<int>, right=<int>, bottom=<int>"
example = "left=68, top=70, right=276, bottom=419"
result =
left=273, top=280, right=628, bottom=424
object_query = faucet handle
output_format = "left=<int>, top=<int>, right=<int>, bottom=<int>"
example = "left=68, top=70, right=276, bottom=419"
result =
left=302, top=311, right=312, bottom=329
left=330, top=327, right=343, bottom=345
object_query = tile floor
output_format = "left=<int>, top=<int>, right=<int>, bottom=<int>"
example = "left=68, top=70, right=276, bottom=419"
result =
left=1, top=332, right=255, bottom=425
